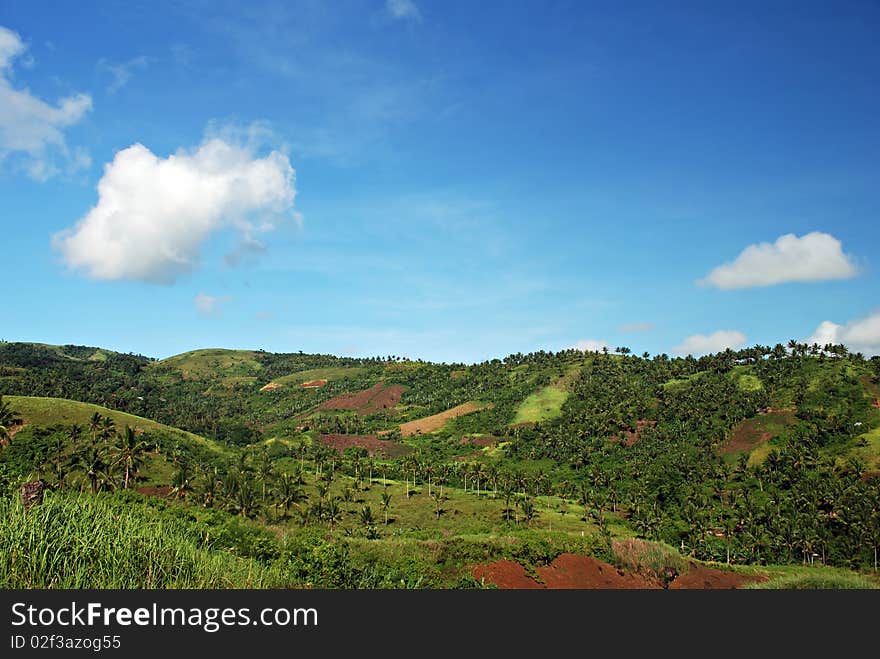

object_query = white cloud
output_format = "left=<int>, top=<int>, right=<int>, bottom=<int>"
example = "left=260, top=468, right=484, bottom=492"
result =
left=386, top=0, right=422, bottom=21
left=619, top=322, right=654, bottom=333
left=0, top=25, right=93, bottom=180
left=98, top=56, right=150, bottom=93
left=573, top=339, right=611, bottom=353
left=806, top=311, right=880, bottom=356
left=194, top=293, right=229, bottom=317
left=700, top=232, right=857, bottom=289
left=672, top=330, right=747, bottom=356
left=53, top=130, right=297, bottom=283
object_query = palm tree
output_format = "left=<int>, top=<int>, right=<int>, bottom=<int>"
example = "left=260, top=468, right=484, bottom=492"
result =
left=98, top=416, right=116, bottom=443
left=170, top=463, right=193, bottom=500
left=81, top=447, right=109, bottom=494
left=88, top=412, right=103, bottom=444
left=325, top=498, right=342, bottom=531
left=359, top=505, right=376, bottom=527
left=66, top=424, right=83, bottom=450
left=113, top=426, right=147, bottom=490
left=380, top=491, right=392, bottom=525
left=519, top=497, right=537, bottom=526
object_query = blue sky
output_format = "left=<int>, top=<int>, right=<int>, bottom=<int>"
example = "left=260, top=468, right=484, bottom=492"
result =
left=1, top=0, right=878, bottom=362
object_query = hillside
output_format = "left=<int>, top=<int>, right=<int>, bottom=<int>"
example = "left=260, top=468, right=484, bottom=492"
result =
left=1, top=340, right=879, bottom=589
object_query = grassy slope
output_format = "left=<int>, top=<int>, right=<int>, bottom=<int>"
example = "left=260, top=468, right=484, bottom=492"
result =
left=7, top=395, right=228, bottom=457
left=273, top=366, right=366, bottom=385
left=153, top=349, right=262, bottom=379
left=512, top=386, right=569, bottom=425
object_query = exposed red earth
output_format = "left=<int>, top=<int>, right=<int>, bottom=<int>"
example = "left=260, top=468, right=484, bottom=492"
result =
left=471, top=554, right=764, bottom=589
left=612, top=419, right=656, bottom=447
left=319, top=433, right=412, bottom=458
left=302, top=379, right=327, bottom=388
left=461, top=436, right=497, bottom=447
left=720, top=411, right=795, bottom=455
left=319, top=383, right=404, bottom=415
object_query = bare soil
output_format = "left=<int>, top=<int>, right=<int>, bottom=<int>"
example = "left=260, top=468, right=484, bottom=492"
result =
left=260, top=382, right=283, bottom=392
left=398, top=402, right=484, bottom=437
left=301, top=380, right=327, bottom=388
left=472, top=554, right=764, bottom=589
left=319, top=433, right=412, bottom=458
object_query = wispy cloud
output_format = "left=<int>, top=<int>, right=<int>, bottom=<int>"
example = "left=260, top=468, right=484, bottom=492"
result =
left=0, top=25, right=92, bottom=180
left=98, top=55, right=150, bottom=93
left=186, top=4, right=446, bottom=163
left=386, top=0, right=422, bottom=22
left=194, top=293, right=230, bottom=317
left=619, top=322, right=653, bottom=333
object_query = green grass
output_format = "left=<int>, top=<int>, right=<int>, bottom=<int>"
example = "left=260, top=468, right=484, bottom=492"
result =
left=6, top=395, right=228, bottom=457
left=273, top=366, right=366, bottom=385
left=849, top=425, right=880, bottom=471
left=512, top=386, right=569, bottom=425
left=0, top=492, right=286, bottom=588
left=744, top=564, right=880, bottom=589
left=737, top=374, right=764, bottom=392
left=153, top=349, right=262, bottom=379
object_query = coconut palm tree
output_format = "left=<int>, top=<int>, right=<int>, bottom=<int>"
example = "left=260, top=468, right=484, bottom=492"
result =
left=380, top=490, right=392, bottom=525
left=113, top=426, right=147, bottom=490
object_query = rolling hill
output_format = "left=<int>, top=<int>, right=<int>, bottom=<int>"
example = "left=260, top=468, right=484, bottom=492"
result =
left=1, top=340, right=879, bottom=589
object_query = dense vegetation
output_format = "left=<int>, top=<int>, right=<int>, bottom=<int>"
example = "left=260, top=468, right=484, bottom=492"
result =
left=1, top=339, right=879, bottom=588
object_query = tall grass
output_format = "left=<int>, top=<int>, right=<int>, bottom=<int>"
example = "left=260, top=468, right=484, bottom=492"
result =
left=746, top=571, right=879, bottom=590
left=0, top=492, right=287, bottom=588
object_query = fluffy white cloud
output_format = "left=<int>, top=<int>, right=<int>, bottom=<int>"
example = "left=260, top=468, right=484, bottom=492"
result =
left=53, top=134, right=296, bottom=283
left=387, top=0, right=421, bottom=21
left=672, top=330, right=747, bottom=356
left=194, top=293, right=229, bottom=317
left=619, top=322, right=654, bottom=333
left=701, top=232, right=857, bottom=289
left=573, top=339, right=610, bottom=353
left=806, top=311, right=880, bottom=356
left=0, top=25, right=92, bottom=179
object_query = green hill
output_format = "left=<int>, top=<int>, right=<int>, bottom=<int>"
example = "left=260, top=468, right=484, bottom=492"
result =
left=2, top=340, right=880, bottom=589
left=6, top=395, right=227, bottom=457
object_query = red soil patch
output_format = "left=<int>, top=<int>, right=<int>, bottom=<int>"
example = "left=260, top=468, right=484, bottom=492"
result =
left=668, top=563, right=764, bottom=589
left=462, top=436, right=496, bottom=447
left=320, top=382, right=385, bottom=410
left=319, top=382, right=404, bottom=415
left=537, top=554, right=655, bottom=589
left=136, top=485, right=172, bottom=498
left=471, top=560, right=544, bottom=589
left=861, top=472, right=880, bottom=482
left=873, top=399, right=880, bottom=409
left=720, top=411, right=795, bottom=455
left=612, top=419, right=656, bottom=447
left=260, top=382, right=283, bottom=392
left=361, top=385, right=405, bottom=414
left=319, top=433, right=412, bottom=458
left=301, top=379, right=327, bottom=388
left=472, top=554, right=763, bottom=590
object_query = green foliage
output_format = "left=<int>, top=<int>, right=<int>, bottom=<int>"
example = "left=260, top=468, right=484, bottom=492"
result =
left=0, top=491, right=284, bottom=588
